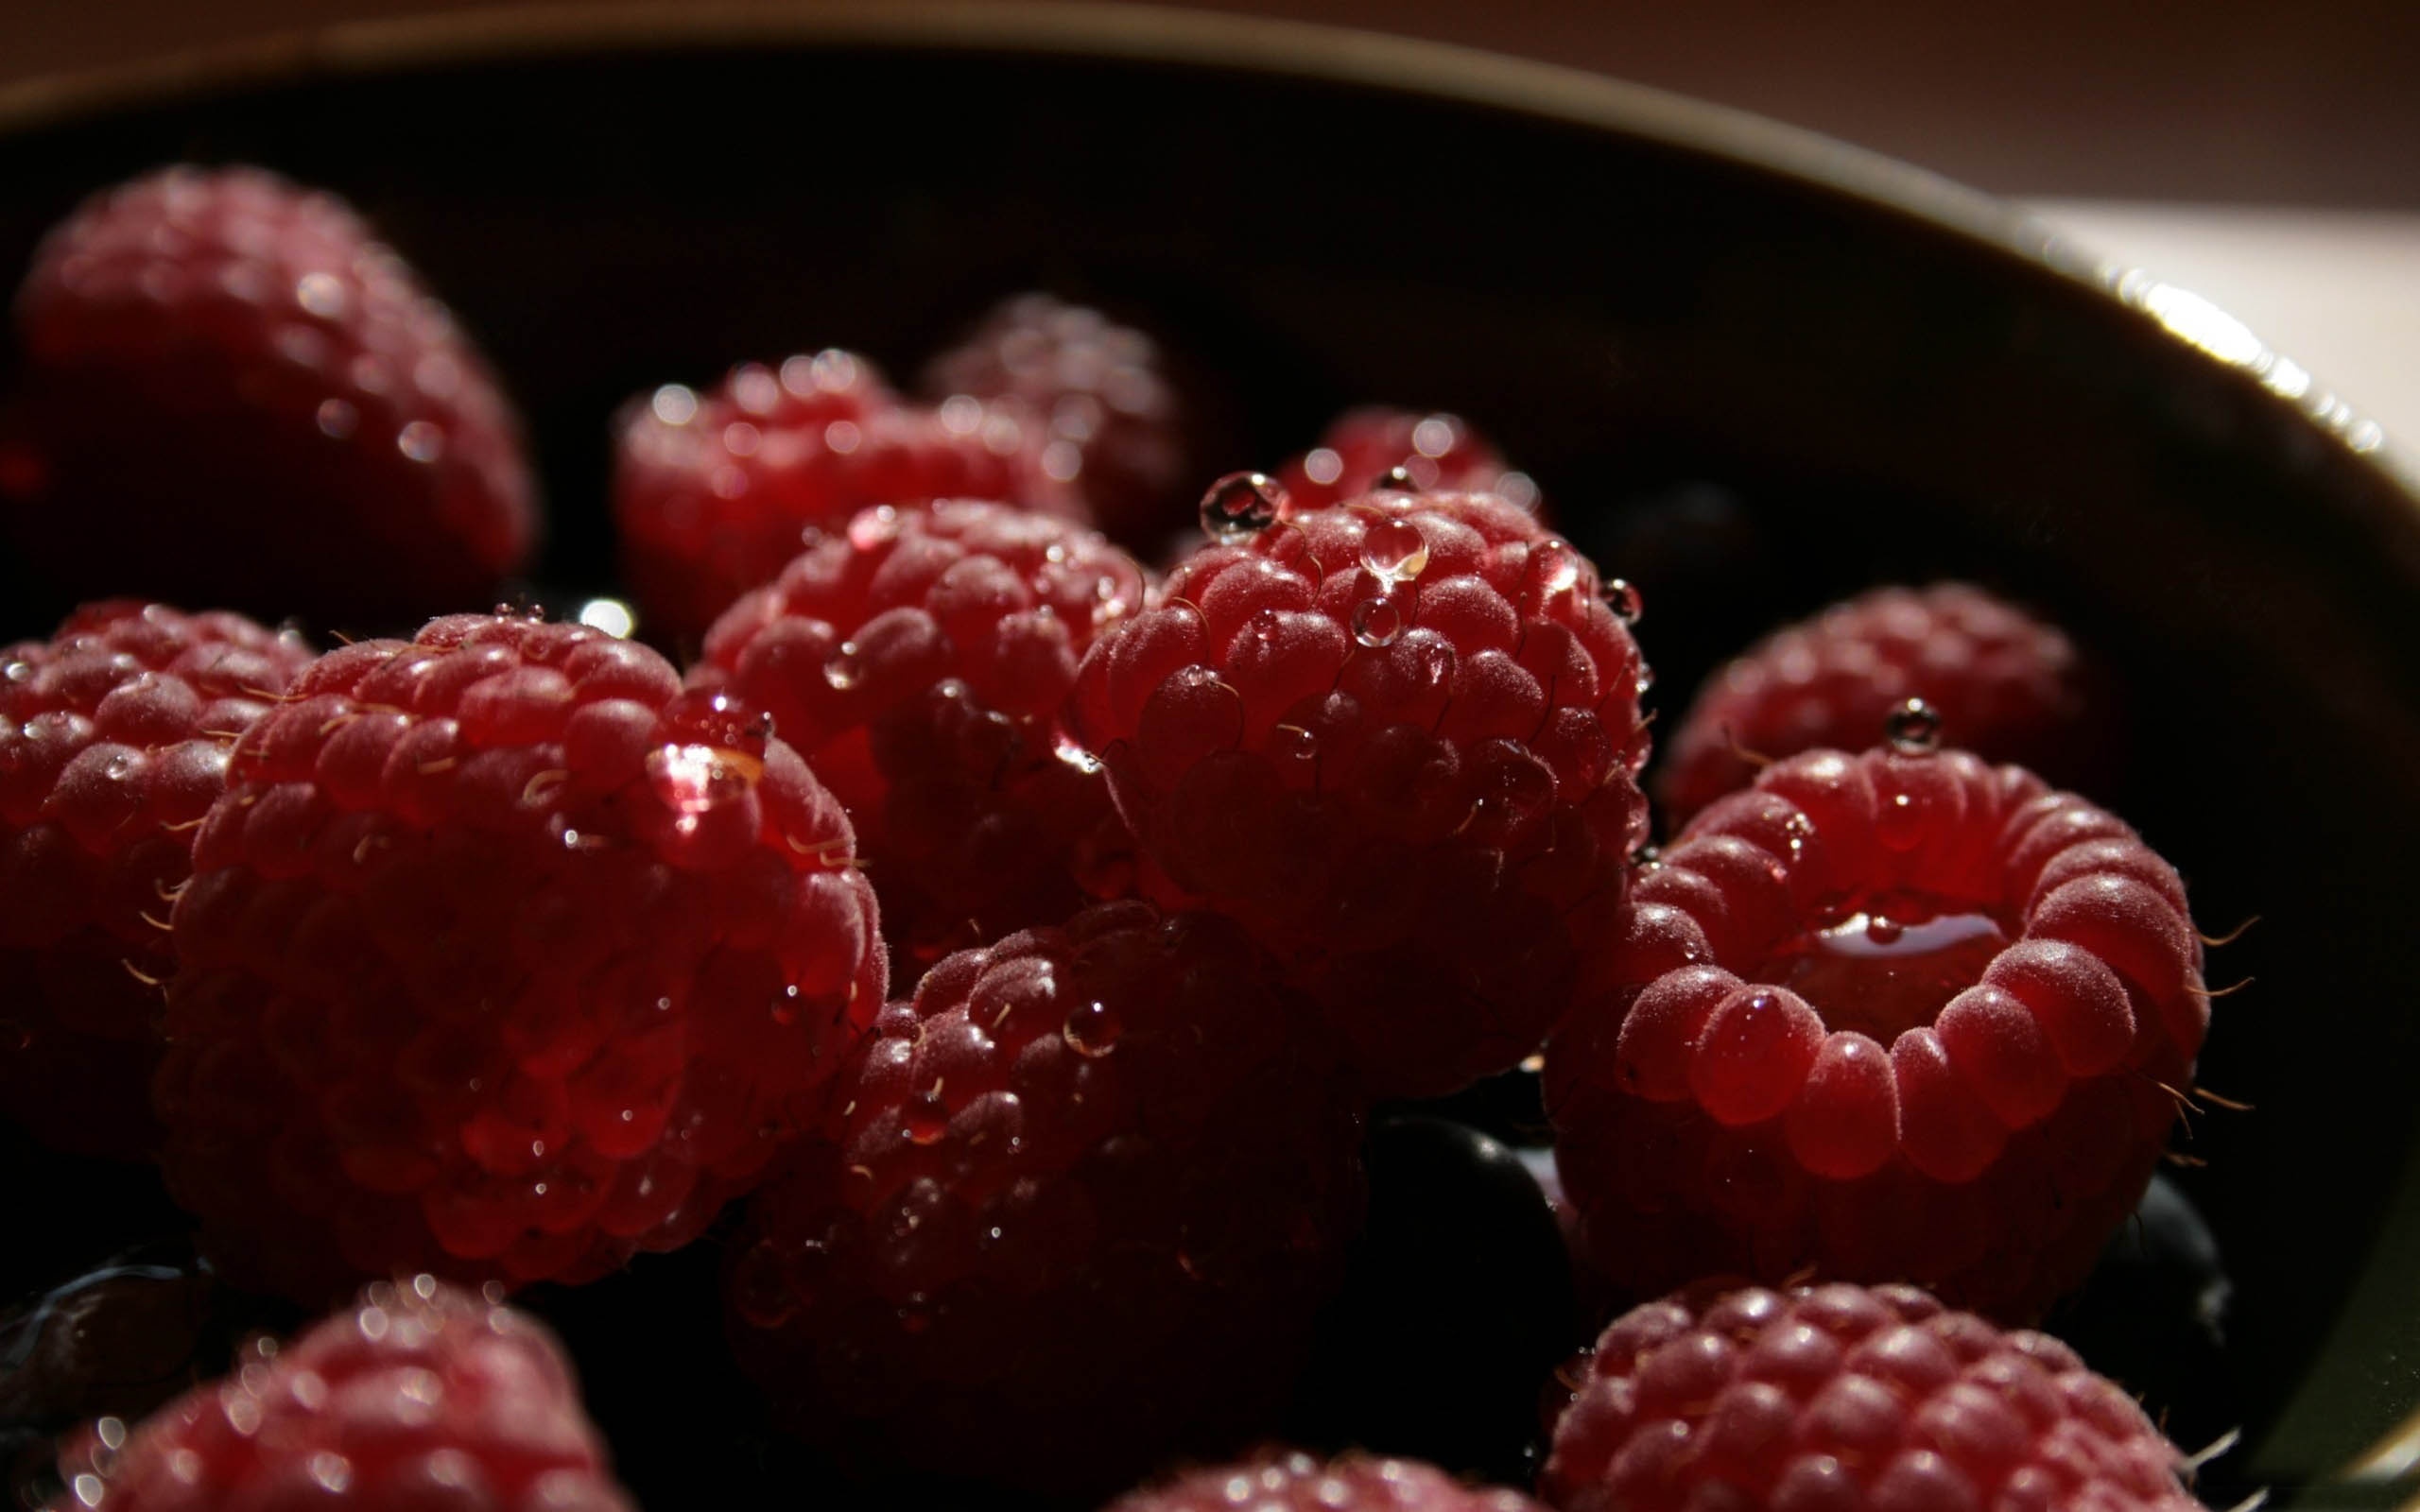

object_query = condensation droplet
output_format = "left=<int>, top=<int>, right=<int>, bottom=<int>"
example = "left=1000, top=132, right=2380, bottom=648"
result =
left=1866, top=915, right=1907, bottom=945
left=1605, top=578, right=1644, bottom=624
left=1524, top=540, right=1582, bottom=603
left=293, top=271, right=346, bottom=318
left=1887, top=697, right=1943, bottom=755
left=646, top=743, right=755, bottom=817
left=1350, top=596, right=1403, bottom=649
left=1358, top=516, right=1430, bottom=585
left=1368, top=463, right=1420, bottom=494
left=1199, top=472, right=1288, bottom=542
left=576, top=598, right=635, bottom=638
left=1063, top=1000, right=1121, bottom=1057
left=1270, top=723, right=1319, bottom=762
left=822, top=643, right=864, bottom=692
left=2, top=660, right=29, bottom=683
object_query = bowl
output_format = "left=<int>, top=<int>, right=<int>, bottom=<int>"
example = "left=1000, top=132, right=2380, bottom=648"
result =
left=2, top=5, right=2416, bottom=1504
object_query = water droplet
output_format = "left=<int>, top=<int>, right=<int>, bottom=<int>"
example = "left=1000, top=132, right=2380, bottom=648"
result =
left=649, top=384, right=699, bottom=426
left=1063, top=1000, right=1122, bottom=1057
left=1605, top=578, right=1644, bottom=624
left=646, top=743, right=757, bottom=817
left=846, top=506, right=899, bottom=550
left=1368, top=464, right=1420, bottom=494
left=1524, top=540, right=1582, bottom=603
left=1633, top=845, right=1662, bottom=869
left=1270, top=723, right=1319, bottom=761
left=1866, top=915, right=1907, bottom=945
left=903, top=1088, right=948, bottom=1145
left=1350, top=596, right=1403, bottom=648
left=576, top=598, right=635, bottom=638
left=1358, top=516, right=1430, bottom=584
left=1053, top=737, right=1105, bottom=776
left=822, top=643, right=864, bottom=691
left=1634, top=666, right=1656, bottom=696
left=3, top=660, right=29, bottom=683
left=294, top=271, right=347, bottom=318
left=1199, top=472, right=1288, bottom=542
left=1302, top=447, right=1344, bottom=486
left=1887, top=697, right=1943, bottom=754
left=395, top=421, right=444, bottom=464
left=1411, top=415, right=1460, bottom=457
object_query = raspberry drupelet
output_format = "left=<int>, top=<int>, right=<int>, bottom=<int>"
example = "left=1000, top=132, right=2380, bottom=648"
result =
left=1541, top=1282, right=2204, bottom=1512
left=1069, top=482, right=1651, bottom=1098
left=0, top=602, right=315, bottom=1160
left=921, top=292, right=1188, bottom=545
left=1109, top=1450, right=1547, bottom=1512
left=1657, top=582, right=2107, bottom=830
left=612, top=348, right=1090, bottom=644
left=1274, top=408, right=1537, bottom=517
left=1548, top=743, right=2208, bottom=1321
left=1, top=164, right=538, bottom=627
left=46, top=1275, right=636, bottom=1511
left=725, top=900, right=1363, bottom=1496
left=155, top=612, right=885, bottom=1303
left=691, top=499, right=1150, bottom=971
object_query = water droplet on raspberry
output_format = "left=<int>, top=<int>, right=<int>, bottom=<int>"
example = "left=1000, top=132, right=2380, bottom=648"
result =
left=1270, top=723, right=1320, bottom=761
left=823, top=643, right=865, bottom=691
left=1199, top=472, right=1287, bottom=542
left=848, top=505, right=901, bottom=550
left=1350, top=596, right=1403, bottom=648
left=1867, top=915, right=1906, bottom=945
left=1053, top=737, right=1106, bottom=776
left=646, top=743, right=757, bottom=817
left=1062, top=999, right=1122, bottom=1057
left=1358, top=516, right=1431, bottom=584
left=1368, top=464, right=1421, bottom=494
left=1887, top=697, right=1943, bottom=754
left=1525, top=540, right=1582, bottom=604
left=1606, top=578, right=1645, bottom=624
left=660, top=688, right=772, bottom=752
left=396, top=420, right=444, bottom=463
left=2, top=659, right=27, bottom=683
left=575, top=597, right=636, bottom=638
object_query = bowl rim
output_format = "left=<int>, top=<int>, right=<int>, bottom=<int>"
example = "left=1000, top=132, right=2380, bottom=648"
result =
left=3, top=0, right=2417, bottom=1490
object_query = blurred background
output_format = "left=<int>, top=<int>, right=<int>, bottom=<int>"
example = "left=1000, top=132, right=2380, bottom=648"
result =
left=2, top=0, right=2414, bottom=434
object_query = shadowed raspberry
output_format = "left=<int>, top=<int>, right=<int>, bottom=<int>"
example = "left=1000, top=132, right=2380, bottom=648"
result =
left=0, top=602, right=314, bottom=1159
left=1274, top=408, right=1537, bottom=518
left=1542, top=1282, right=2203, bottom=1512
left=726, top=901, right=1362, bottom=1496
left=156, top=612, right=885, bottom=1302
left=1070, top=488, right=1651, bottom=1098
left=46, top=1276, right=635, bottom=1511
left=1657, top=583, right=2109, bottom=829
left=613, top=348, right=1091, bottom=644
left=921, top=292, right=1187, bottom=545
left=0, top=165, right=537, bottom=628
left=692, top=500, right=1150, bottom=971
left=1109, top=1449, right=1546, bottom=1512
left=1548, top=746, right=2208, bottom=1320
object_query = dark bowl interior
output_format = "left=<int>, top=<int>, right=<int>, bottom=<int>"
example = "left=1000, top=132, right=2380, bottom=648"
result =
left=2, top=7, right=2417, bottom=1505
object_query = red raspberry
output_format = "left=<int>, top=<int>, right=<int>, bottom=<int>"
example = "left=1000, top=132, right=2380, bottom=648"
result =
left=1547, top=744, right=2207, bottom=1320
left=1657, top=583, right=2107, bottom=829
left=1069, top=484, right=1651, bottom=1097
left=1109, top=1450, right=1547, bottom=1512
left=726, top=900, right=1363, bottom=1495
left=0, top=602, right=314, bottom=1160
left=921, top=292, right=1187, bottom=544
left=692, top=500, right=1150, bottom=971
left=1541, top=1282, right=2201, bottom=1512
left=1275, top=408, right=1538, bottom=517
left=612, top=349, right=1090, bottom=644
left=1, top=165, right=537, bottom=627
left=48, top=1275, right=634, bottom=1511
left=155, top=612, right=885, bottom=1302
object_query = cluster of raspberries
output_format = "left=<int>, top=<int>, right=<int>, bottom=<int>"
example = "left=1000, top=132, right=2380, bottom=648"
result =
left=0, top=163, right=2221, bottom=1512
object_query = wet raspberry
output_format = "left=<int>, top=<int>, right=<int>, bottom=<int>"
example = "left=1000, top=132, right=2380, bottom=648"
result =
left=1541, top=1282, right=2201, bottom=1512
left=0, top=602, right=314, bottom=1159
left=155, top=613, right=885, bottom=1301
left=726, top=901, right=1362, bottom=1496
left=1275, top=408, right=1536, bottom=517
left=1110, top=1449, right=1546, bottom=1512
left=46, top=1276, right=635, bottom=1510
left=921, top=292, right=1187, bottom=544
left=2, top=165, right=537, bottom=628
left=1548, top=746, right=2207, bottom=1319
left=692, top=500, right=1150, bottom=970
left=1657, top=583, right=2108, bottom=828
left=1070, top=487, right=1651, bottom=1097
left=613, top=349, right=1090, bottom=644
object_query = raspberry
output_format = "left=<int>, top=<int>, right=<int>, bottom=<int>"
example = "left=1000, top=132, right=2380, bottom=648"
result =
left=0, top=602, right=314, bottom=1160
left=1, top=165, right=537, bottom=627
left=1108, top=1450, right=1547, bottom=1512
left=1657, top=583, right=2106, bottom=829
left=155, top=612, right=885, bottom=1301
left=1069, top=485, right=1651, bottom=1097
left=692, top=500, right=1150, bottom=970
left=612, top=349, right=1089, bottom=644
left=921, top=292, right=1186, bottom=544
left=726, top=900, right=1363, bottom=1495
left=1275, top=408, right=1537, bottom=517
left=1547, top=745, right=2207, bottom=1320
left=46, top=1276, right=635, bottom=1511
left=1540, top=1282, right=2202, bottom=1512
